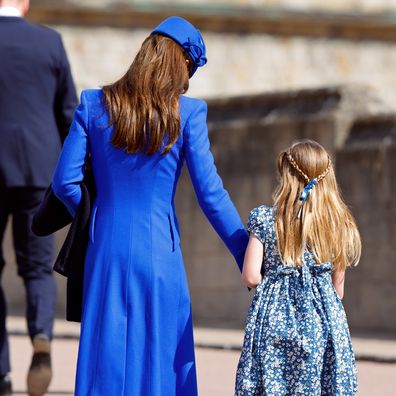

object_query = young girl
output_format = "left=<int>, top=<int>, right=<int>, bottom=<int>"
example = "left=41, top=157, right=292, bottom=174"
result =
left=235, top=140, right=361, bottom=395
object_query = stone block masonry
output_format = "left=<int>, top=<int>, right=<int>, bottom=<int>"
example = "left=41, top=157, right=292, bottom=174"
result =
left=2, top=86, right=395, bottom=335
left=174, top=87, right=396, bottom=334
left=337, top=116, right=396, bottom=334
left=49, top=25, right=396, bottom=111
left=4, top=0, right=396, bottom=333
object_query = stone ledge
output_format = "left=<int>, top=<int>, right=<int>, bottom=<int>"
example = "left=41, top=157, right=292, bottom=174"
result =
left=206, top=87, right=342, bottom=123
left=347, top=114, right=396, bottom=144
left=27, top=4, right=396, bottom=42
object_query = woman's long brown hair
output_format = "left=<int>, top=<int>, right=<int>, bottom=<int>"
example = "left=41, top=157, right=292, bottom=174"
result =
left=103, top=34, right=190, bottom=155
left=274, top=140, right=361, bottom=271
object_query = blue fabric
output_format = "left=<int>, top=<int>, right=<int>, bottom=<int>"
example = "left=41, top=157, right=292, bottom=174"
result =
left=235, top=205, right=358, bottom=396
left=300, top=178, right=317, bottom=202
left=0, top=17, right=77, bottom=188
left=52, top=89, right=248, bottom=395
left=151, top=16, right=207, bottom=77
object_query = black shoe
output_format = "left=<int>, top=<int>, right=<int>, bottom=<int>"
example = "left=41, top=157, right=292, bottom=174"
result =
left=27, top=335, right=52, bottom=396
left=0, top=374, right=12, bottom=396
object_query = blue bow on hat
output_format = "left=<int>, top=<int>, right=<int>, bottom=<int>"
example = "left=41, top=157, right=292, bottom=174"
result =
left=151, top=16, right=208, bottom=77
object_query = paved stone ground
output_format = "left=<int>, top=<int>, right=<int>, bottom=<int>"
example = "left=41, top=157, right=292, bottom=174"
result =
left=6, top=334, right=396, bottom=396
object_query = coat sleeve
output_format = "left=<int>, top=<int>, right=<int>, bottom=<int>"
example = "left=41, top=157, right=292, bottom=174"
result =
left=52, top=91, right=89, bottom=217
left=54, top=34, right=78, bottom=143
left=183, top=99, right=248, bottom=271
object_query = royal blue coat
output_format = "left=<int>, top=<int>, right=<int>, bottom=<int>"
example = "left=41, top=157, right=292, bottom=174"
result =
left=52, top=89, right=248, bottom=395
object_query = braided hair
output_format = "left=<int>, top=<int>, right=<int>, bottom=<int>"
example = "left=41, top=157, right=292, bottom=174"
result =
left=286, top=149, right=332, bottom=184
left=273, top=140, right=361, bottom=271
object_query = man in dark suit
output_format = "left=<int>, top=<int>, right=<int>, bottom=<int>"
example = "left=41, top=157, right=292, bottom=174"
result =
left=0, top=0, right=77, bottom=394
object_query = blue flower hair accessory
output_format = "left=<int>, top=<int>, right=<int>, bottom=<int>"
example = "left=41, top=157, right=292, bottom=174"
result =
left=285, top=149, right=332, bottom=219
left=151, top=16, right=207, bottom=77
left=297, top=178, right=317, bottom=219
left=300, top=178, right=317, bottom=203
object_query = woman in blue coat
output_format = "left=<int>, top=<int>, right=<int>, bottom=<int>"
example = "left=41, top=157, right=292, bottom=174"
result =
left=52, top=16, right=248, bottom=395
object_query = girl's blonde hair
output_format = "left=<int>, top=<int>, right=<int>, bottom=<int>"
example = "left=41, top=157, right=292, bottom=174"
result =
left=274, top=140, right=361, bottom=271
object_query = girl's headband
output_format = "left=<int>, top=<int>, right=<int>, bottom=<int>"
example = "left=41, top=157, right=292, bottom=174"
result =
left=286, top=150, right=332, bottom=217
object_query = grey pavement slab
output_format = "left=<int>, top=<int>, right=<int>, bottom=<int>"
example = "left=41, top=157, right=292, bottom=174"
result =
left=6, top=334, right=396, bottom=396
left=7, top=317, right=396, bottom=362
left=193, top=327, right=396, bottom=362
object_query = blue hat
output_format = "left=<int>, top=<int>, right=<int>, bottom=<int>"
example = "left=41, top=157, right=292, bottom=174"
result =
left=151, top=16, right=207, bottom=77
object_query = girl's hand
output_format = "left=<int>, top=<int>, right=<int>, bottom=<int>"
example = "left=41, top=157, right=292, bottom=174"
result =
left=332, top=270, right=345, bottom=299
left=241, top=234, right=264, bottom=288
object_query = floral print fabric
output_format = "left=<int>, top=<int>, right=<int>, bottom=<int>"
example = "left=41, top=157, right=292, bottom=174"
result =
left=235, top=205, right=357, bottom=396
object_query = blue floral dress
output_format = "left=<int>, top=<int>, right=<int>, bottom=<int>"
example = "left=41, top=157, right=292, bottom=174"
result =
left=235, top=205, right=358, bottom=396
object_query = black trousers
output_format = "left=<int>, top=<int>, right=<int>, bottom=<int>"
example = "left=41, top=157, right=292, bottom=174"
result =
left=0, top=187, right=56, bottom=375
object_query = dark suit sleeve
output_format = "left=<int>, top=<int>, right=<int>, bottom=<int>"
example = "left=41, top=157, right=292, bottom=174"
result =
left=183, top=99, right=249, bottom=271
left=52, top=91, right=89, bottom=217
left=54, top=35, right=78, bottom=143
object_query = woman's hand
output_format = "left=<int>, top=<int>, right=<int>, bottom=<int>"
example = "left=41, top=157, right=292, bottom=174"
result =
left=241, top=234, right=264, bottom=288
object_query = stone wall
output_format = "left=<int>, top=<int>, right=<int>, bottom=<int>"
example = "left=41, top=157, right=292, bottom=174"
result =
left=4, top=4, right=396, bottom=333
left=176, top=88, right=346, bottom=328
left=58, top=0, right=396, bottom=14
left=51, top=25, right=394, bottom=111
left=25, top=1, right=396, bottom=108
left=2, top=86, right=395, bottom=334
left=337, top=116, right=396, bottom=334
left=174, top=86, right=396, bottom=334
